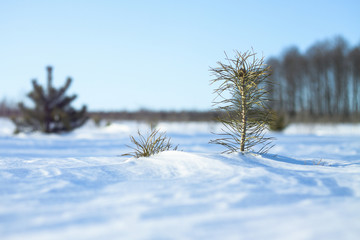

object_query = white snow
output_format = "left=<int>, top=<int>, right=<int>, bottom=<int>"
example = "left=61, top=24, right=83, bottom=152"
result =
left=0, top=118, right=360, bottom=240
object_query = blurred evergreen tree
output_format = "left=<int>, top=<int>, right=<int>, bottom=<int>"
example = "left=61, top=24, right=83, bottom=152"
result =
left=12, top=66, right=88, bottom=134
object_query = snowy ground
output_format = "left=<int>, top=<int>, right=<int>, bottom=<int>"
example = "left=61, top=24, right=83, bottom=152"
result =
left=0, top=118, right=360, bottom=240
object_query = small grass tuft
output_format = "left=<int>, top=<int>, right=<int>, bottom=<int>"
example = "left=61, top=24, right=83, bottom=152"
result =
left=122, top=129, right=178, bottom=158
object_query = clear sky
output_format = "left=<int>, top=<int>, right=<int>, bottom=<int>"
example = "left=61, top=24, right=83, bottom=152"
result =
left=1, top=0, right=359, bottom=111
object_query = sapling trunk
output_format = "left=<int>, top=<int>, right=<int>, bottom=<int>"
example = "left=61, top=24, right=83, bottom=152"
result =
left=240, top=70, right=246, bottom=152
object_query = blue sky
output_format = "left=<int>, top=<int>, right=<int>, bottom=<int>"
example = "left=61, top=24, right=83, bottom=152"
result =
left=1, top=0, right=359, bottom=111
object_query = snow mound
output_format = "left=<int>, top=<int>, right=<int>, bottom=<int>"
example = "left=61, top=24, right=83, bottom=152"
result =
left=1, top=118, right=360, bottom=239
left=124, top=151, right=235, bottom=179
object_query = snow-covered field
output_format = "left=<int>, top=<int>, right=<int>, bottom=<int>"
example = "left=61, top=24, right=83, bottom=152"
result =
left=1, top=118, right=360, bottom=240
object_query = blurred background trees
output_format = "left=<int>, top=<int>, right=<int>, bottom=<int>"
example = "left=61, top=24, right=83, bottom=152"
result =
left=1, top=36, right=359, bottom=125
left=0, top=98, right=18, bottom=117
left=268, top=36, right=360, bottom=122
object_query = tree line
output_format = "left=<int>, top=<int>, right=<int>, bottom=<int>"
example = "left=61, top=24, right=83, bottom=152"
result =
left=2, top=36, right=359, bottom=134
left=267, top=36, right=360, bottom=122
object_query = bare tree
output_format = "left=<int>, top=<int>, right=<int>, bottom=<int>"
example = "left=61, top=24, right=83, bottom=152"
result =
left=348, top=46, right=360, bottom=115
left=267, top=36, right=359, bottom=122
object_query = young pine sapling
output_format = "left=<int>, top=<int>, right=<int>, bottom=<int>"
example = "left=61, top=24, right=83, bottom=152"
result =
left=210, top=50, right=274, bottom=154
left=122, top=128, right=178, bottom=158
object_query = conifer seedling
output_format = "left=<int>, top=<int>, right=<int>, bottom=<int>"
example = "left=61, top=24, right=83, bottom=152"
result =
left=210, top=50, right=274, bottom=153
left=122, top=129, right=178, bottom=158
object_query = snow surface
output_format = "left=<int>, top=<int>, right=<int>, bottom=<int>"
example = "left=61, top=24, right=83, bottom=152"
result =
left=0, top=118, right=360, bottom=240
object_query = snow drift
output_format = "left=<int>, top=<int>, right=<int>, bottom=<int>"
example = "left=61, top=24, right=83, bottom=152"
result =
left=0, top=118, right=359, bottom=240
